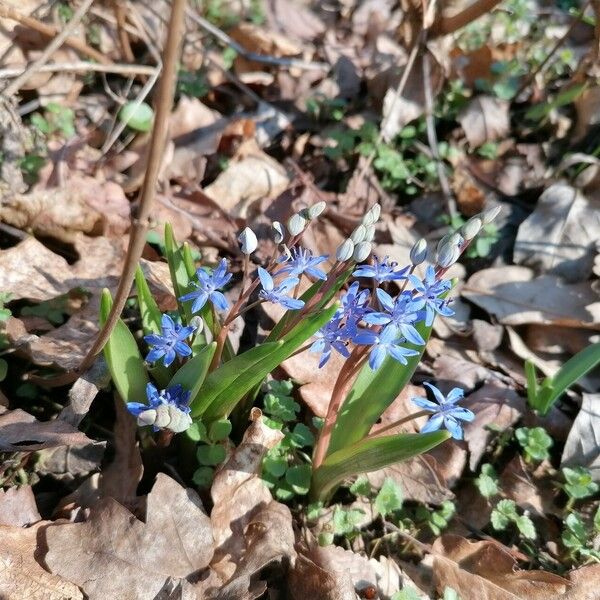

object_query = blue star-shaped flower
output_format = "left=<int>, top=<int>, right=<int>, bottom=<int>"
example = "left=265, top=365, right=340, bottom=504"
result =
left=144, top=314, right=196, bottom=367
left=258, top=267, right=305, bottom=310
left=363, top=289, right=425, bottom=346
left=352, top=256, right=409, bottom=284
left=127, top=383, right=192, bottom=432
left=277, top=247, right=328, bottom=280
left=339, top=281, right=370, bottom=324
left=408, top=265, right=453, bottom=326
left=353, top=326, right=419, bottom=370
left=411, top=383, right=474, bottom=440
left=309, top=317, right=351, bottom=367
left=180, top=258, right=232, bottom=313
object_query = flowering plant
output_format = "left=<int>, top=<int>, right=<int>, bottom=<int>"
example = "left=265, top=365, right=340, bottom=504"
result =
left=99, top=202, right=499, bottom=501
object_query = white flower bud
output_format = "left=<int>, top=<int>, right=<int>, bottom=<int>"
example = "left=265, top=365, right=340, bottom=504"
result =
left=410, top=238, right=428, bottom=265
left=364, top=225, right=376, bottom=242
left=287, top=213, right=307, bottom=236
left=137, top=409, right=157, bottom=427
left=336, top=239, right=354, bottom=262
left=189, top=316, right=204, bottom=334
left=281, top=244, right=292, bottom=260
left=461, top=217, right=482, bottom=241
left=272, top=221, right=284, bottom=244
left=308, top=201, right=327, bottom=219
left=350, top=224, right=367, bottom=244
left=154, top=404, right=171, bottom=428
left=436, top=232, right=463, bottom=255
left=166, top=405, right=192, bottom=433
left=362, top=203, right=381, bottom=225
left=481, top=205, right=501, bottom=224
left=353, top=241, right=372, bottom=262
left=436, top=242, right=461, bottom=268
left=238, top=227, right=258, bottom=254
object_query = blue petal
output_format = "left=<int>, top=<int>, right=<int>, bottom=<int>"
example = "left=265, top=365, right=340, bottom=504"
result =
left=161, top=314, right=175, bottom=332
left=375, top=288, right=395, bottom=312
left=309, top=339, right=326, bottom=353
left=411, top=396, right=439, bottom=411
left=306, top=266, right=327, bottom=280
left=318, top=349, right=331, bottom=368
left=146, top=348, right=165, bottom=364
left=144, top=334, right=164, bottom=346
left=209, top=290, right=229, bottom=311
left=369, top=345, right=386, bottom=370
left=163, top=348, right=176, bottom=367
left=421, top=413, right=444, bottom=433
left=353, top=331, right=378, bottom=345
left=423, top=382, right=446, bottom=405
left=445, top=387, right=465, bottom=404
left=400, top=324, right=425, bottom=346
left=444, top=415, right=463, bottom=440
left=363, top=312, right=390, bottom=325
left=450, top=407, right=475, bottom=422
left=126, top=402, right=148, bottom=416
left=174, top=341, right=192, bottom=356
left=258, top=267, right=273, bottom=291
left=280, top=296, right=304, bottom=310
left=388, top=345, right=411, bottom=365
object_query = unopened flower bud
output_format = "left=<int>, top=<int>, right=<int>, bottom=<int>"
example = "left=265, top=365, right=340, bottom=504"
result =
left=481, top=205, right=501, bottom=224
left=353, top=241, right=372, bottom=262
left=362, top=203, right=381, bottom=225
left=436, top=232, right=463, bottom=255
left=437, top=242, right=461, bottom=268
left=350, top=224, right=367, bottom=244
left=287, top=213, right=307, bottom=236
left=154, top=404, right=171, bottom=428
left=166, top=405, right=192, bottom=433
left=410, top=238, right=428, bottom=265
left=461, top=217, right=482, bottom=241
left=281, top=244, right=292, bottom=260
left=238, top=227, right=257, bottom=254
left=364, top=225, right=376, bottom=242
left=308, top=201, right=327, bottom=219
left=272, top=221, right=284, bottom=244
left=137, top=409, right=157, bottom=427
left=336, top=239, right=354, bottom=262
left=189, top=316, right=204, bottom=334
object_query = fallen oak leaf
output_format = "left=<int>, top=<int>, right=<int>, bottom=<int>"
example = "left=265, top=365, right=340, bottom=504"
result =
left=0, top=485, right=41, bottom=526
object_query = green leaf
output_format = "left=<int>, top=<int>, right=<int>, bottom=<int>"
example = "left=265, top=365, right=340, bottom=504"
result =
left=475, top=463, right=499, bottom=498
left=286, top=464, right=312, bottom=495
left=264, top=392, right=299, bottom=422
left=374, top=477, right=403, bottom=516
left=134, top=266, right=162, bottom=334
left=119, top=101, right=154, bottom=132
left=350, top=476, right=371, bottom=497
left=196, top=444, right=226, bottom=466
left=289, top=423, right=315, bottom=448
left=275, top=481, right=295, bottom=501
left=491, top=499, right=516, bottom=531
left=100, top=289, right=149, bottom=403
left=515, top=514, right=536, bottom=540
left=516, top=427, right=552, bottom=462
left=311, top=430, right=450, bottom=501
left=196, top=303, right=339, bottom=419
left=263, top=451, right=288, bottom=477
left=186, top=421, right=208, bottom=442
left=391, top=587, right=422, bottom=600
left=524, top=359, right=539, bottom=410
left=164, top=223, right=194, bottom=324
left=209, top=418, right=232, bottom=442
left=332, top=507, right=365, bottom=535
left=192, top=466, right=214, bottom=488
left=168, top=342, right=216, bottom=403
left=563, top=466, right=599, bottom=499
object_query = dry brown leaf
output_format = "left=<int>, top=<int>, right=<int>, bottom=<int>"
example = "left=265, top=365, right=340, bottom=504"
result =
left=432, top=534, right=569, bottom=599
left=0, top=408, right=95, bottom=452
left=514, top=183, right=600, bottom=282
left=265, top=0, right=326, bottom=42
left=0, top=485, right=41, bottom=526
left=0, top=522, right=84, bottom=600
left=210, top=411, right=284, bottom=582
left=462, top=266, right=600, bottom=330
left=565, top=564, right=600, bottom=600
left=44, top=473, right=213, bottom=600
left=500, top=455, right=551, bottom=517
left=458, top=95, right=510, bottom=148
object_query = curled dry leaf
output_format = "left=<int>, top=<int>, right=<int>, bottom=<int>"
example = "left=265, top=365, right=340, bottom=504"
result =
left=0, top=522, right=84, bottom=600
left=462, top=266, right=600, bottom=330
left=458, top=95, right=510, bottom=148
left=432, top=534, right=569, bottom=600
left=210, top=411, right=284, bottom=583
left=514, top=183, right=600, bottom=282
left=0, top=485, right=41, bottom=527
left=44, top=473, right=213, bottom=600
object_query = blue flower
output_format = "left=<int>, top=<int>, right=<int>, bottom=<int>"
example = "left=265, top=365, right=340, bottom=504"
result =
left=339, top=281, right=370, bottom=323
left=411, top=383, right=474, bottom=440
left=144, top=314, right=196, bottom=367
left=353, top=326, right=419, bottom=370
left=353, top=256, right=409, bottom=284
left=258, top=267, right=305, bottom=310
left=363, top=289, right=425, bottom=346
left=180, top=258, right=232, bottom=313
left=127, top=383, right=192, bottom=432
left=277, top=247, right=328, bottom=280
left=408, top=265, right=453, bottom=326
left=309, top=317, right=351, bottom=368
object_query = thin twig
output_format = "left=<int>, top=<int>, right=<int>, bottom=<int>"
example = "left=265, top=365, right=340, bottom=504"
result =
left=431, top=0, right=504, bottom=36
left=114, top=0, right=135, bottom=64
left=422, top=50, right=457, bottom=217
left=186, top=8, right=330, bottom=71
left=0, top=61, right=158, bottom=79
left=4, top=0, right=95, bottom=96
left=0, top=2, right=109, bottom=65
left=44, top=0, right=187, bottom=388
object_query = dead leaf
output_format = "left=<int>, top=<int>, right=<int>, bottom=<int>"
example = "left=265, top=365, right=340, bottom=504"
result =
left=500, top=455, right=550, bottom=517
left=0, top=522, right=84, bottom=600
left=514, top=183, right=600, bottom=282
left=561, top=393, right=600, bottom=481
left=565, top=563, right=600, bottom=600
left=458, top=95, right=510, bottom=148
left=0, top=485, right=41, bottom=526
left=44, top=473, right=213, bottom=600
left=432, top=534, right=569, bottom=599
left=0, top=408, right=95, bottom=452
left=210, top=411, right=284, bottom=582
left=462, top=266, right=600, bottom=330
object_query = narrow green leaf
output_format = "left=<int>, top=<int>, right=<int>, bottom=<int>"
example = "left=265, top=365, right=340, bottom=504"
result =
left=168, top=341, right=216, bottom=401
left=538, top=342, right=600, bottom=415
left=134, top=265, right=162, bottom=334
left=197, top=303, right=339, bottom=419
left=524, top=359, right=539, bottom=410
left=99, top=289, right=149, bottom=404
left=164, top=223, right=194, bottom=324
left=311, top=430, right=449, bottom=501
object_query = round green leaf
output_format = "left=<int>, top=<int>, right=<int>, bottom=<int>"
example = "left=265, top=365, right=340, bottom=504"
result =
left=285, top=464, right=311, bottom=495
left=119, top=102, right=154, bottom=132
left=196, top=444, right=226, bottom=466
left=186, top=421, right=208, bottom=442
left=263, top=454, right=288, bottom=478
left=192, top=466, right=214, bottom=488
left=209, top=418, right=232, bottom=443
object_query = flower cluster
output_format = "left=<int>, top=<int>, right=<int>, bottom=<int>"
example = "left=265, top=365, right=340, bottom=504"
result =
left=127, top=383, right=192, bottom=433
left=144, top=314, right=196, bottom=367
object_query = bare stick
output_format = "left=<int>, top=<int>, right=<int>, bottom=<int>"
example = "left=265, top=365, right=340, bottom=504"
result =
left=44, top=0, right=187, bottom=388
left=4, top=0, right=95, bottom=96
left=0, top=2, right=109, bottom=65
left=431, top=0, right=503, bottom=36
left=0, top=61, right=158, bottom=79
